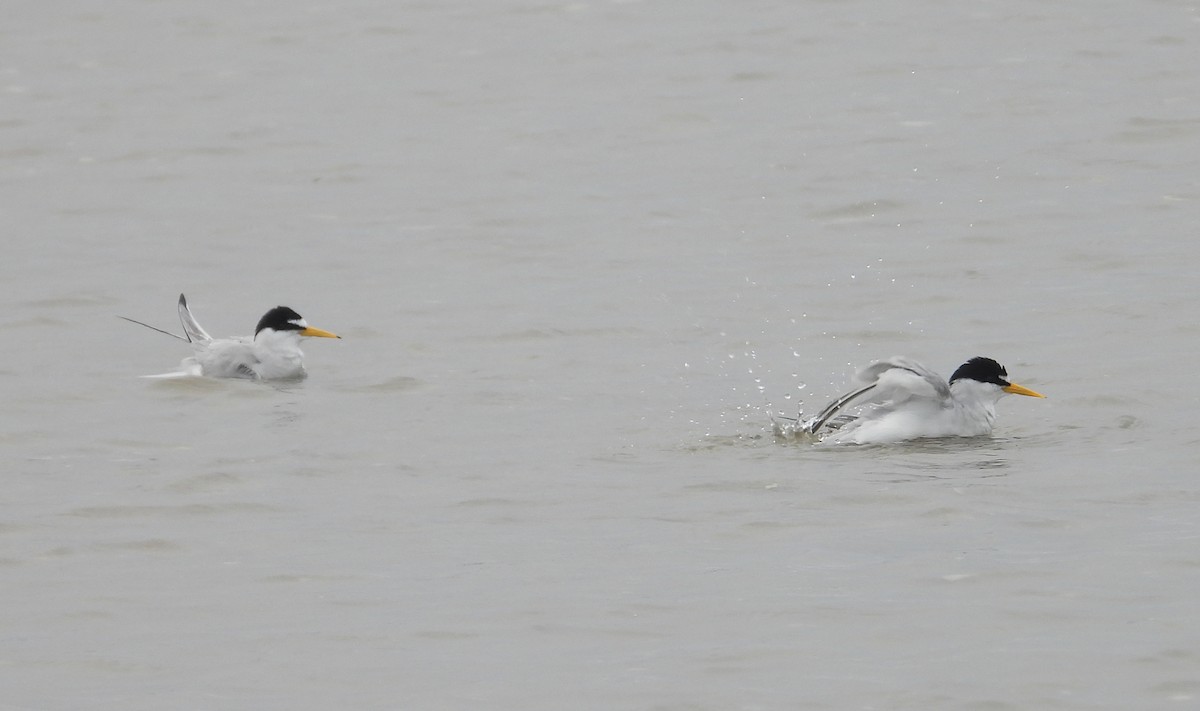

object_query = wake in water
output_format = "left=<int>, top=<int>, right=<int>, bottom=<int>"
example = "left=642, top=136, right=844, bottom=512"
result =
left=769, top=410, right=854, bottom=444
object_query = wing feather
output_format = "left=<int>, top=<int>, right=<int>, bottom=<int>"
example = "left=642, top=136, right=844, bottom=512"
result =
left=806, top=357, right=950, bottom=435
left=177, top=294, right=213, bottom=344
left=853, top=357, right=950, bottom=403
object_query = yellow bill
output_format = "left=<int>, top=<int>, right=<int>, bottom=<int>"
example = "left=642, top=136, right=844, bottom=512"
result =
left=1003, top=382, right=1045, bottom=398
left=300, top=326, right=341, bottom=339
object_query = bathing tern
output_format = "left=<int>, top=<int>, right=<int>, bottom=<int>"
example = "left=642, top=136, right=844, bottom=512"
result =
left=802, top=356, right=1044, bottom=444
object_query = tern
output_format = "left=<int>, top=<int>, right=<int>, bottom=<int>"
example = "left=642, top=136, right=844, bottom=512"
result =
left=121, top=294, right=340, bottom=380
left=802, top=356, right=1045, bottom=444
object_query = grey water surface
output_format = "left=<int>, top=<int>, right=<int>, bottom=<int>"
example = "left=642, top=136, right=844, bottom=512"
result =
left=3, top=1, right=1199, bottom=709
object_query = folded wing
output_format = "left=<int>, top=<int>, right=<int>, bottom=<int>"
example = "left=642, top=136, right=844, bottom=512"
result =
left=195, top=338, right=260, bottom=379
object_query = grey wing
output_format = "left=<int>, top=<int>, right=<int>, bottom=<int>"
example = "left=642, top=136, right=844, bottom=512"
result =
left=853, top=357, right=950, bottom=402
left=195, top=338, right=260, bottom=379
left=177, top=294, right=213, bottom=344
left=805, top=357, right=949, bottom=435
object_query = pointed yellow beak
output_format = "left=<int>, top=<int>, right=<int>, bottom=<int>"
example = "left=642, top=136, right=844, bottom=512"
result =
left=1003, top=382, right=1045, bottom=398
left=300, top=326, right=341, bottom=339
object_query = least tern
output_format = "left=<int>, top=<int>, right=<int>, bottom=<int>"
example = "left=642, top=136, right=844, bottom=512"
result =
left=122, top=294, right=340, bottom=380
left=802, top=356, right=1044, bottom=444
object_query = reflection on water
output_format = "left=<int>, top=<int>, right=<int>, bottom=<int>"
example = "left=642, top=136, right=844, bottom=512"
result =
left=144, top=375, right=232, bottom=393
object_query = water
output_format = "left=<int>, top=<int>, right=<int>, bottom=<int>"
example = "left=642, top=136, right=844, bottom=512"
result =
left=4, top=1, right=1199, bottom=709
